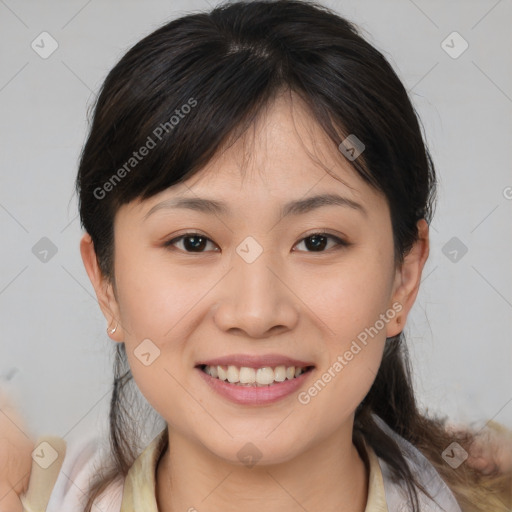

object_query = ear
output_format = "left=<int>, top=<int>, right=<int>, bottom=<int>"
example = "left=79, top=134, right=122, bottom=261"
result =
left=386, top=219, right=430, bottom=338
left=80, top=232, right=124, bottom=342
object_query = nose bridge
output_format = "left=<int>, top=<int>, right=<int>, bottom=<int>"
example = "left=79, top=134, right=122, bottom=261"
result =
left=215, top=233, right=296, bottom=336
left=233, top=234, right=280, bottom=303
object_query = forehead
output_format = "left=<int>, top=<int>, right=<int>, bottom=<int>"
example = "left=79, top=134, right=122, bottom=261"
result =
left=190, top=92, right=363, bottom=194
left=126, top=92, right=388, bottom=219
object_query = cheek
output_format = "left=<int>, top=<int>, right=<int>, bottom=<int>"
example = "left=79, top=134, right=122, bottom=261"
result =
left=301, top=339, right=385, bottom=430
left=114, top=248, right=204, bottom=341
left=298, top=311, right=387, bottom=431
left=299, top=249, right=395, bottom=341
left=296, top=247, right=392, bottom=409
left=112, top=250, right=214, bottom=412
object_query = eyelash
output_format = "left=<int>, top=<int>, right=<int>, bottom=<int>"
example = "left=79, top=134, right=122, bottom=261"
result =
left=163, top=231, right=350, bottom=254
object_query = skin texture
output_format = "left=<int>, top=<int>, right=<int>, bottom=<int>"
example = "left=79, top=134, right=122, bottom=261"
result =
left=81, top=92, right=430, bottom=512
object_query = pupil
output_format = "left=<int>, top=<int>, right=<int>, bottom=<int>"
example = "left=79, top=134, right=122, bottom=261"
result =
left=306, top=234, right=326, bottom=251
left=184, top=236, right=206, bottom=251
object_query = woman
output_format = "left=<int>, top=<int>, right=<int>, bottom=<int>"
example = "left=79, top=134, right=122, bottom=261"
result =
left=2, top=1, right=511, bottom=511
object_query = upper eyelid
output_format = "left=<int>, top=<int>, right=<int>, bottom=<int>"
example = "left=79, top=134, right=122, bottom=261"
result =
left=166, top=230, right=345, bottom=242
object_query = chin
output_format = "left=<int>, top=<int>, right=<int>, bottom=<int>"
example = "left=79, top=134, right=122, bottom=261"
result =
left=205, top=435, right=302, bottom=467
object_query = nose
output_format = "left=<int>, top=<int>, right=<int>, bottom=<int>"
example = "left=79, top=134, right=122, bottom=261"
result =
left=212, top=242, right=299, bottom=338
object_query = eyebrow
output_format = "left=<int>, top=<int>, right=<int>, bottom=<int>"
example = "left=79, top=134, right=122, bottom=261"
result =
left=143, top=193, right=367, bottom=221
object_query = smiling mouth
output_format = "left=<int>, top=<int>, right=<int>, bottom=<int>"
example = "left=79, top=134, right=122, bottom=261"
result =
left=196, top=364, right=315, bottom=386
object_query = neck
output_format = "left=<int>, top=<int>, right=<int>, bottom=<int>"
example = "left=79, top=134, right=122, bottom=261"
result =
left=156, top=424, right=368, bottom=512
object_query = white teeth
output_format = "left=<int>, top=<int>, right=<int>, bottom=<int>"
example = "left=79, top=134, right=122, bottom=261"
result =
left=274, top=365, right=286, bottom=382
left=202, top=364, right=309, bottom=385
left=256, top=367, right=275, bottom=385
left=217, top=365, right=227, bottom=381
left=239, top=367, right=256, bottom=384
left=227, top=365, right=239, bottom=383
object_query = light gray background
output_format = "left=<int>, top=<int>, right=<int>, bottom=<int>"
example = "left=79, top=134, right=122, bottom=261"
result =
left=1, top=0, right=511, bottom=447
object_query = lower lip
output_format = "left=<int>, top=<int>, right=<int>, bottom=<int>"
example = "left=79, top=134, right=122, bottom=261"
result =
left=196, top=367, right=314, bottom=405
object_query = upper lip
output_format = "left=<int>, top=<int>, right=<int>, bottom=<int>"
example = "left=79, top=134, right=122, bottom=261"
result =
left=195, top=354, right=315, bottom=369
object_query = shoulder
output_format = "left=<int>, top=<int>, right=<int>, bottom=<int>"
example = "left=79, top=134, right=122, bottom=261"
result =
left=370, top=414, right=463, bottom=512
left=21, top=432, right=124, bottom=512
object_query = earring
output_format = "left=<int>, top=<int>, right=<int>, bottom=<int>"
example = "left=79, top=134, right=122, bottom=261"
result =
left=107, top=322, right=118, bottom=335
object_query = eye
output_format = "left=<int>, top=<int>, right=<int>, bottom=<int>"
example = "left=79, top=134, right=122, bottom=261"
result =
left=293, top=232, right=349, bottom=253
left=164, top=232, right=218, bottom=253
left=163, top=231, right=349, bottom=254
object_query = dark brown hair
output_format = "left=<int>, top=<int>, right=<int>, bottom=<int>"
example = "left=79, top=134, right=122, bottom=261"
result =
left=76, top=1, right=507, bottom=510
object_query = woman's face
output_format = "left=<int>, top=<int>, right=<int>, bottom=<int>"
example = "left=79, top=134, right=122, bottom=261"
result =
left=82, top=93, right=427, bottom=466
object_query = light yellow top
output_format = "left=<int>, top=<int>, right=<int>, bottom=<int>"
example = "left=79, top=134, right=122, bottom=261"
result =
left=20, top=418, right=512, bottom=511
